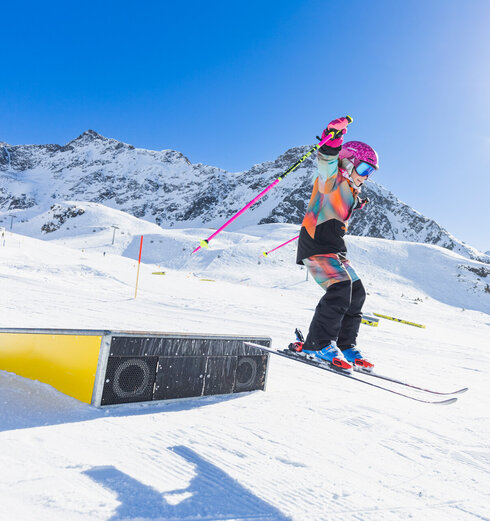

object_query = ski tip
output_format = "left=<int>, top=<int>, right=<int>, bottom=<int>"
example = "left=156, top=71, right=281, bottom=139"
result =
left=437, top=397, right=458, bottom=406
left=453, top=387, right=469, bottom=395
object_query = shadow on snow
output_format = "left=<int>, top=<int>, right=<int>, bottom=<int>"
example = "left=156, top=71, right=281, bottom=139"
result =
left=83, top=445, right=291, bottom=521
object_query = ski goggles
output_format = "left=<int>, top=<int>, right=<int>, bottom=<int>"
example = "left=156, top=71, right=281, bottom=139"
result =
left=355, top=161, right=376, bottom=177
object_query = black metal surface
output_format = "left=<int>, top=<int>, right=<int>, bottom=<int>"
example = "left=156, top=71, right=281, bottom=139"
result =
left=101, top=356, right=158, bottom=405
left=234, top=355, right=268, bottom=392
left=202, top=356, right=238, bottom=396
left=110, top=336, right=167, bottom=357
left=110, top=336, right=270, bottom=357
left=154, top=357, right=206, bottom=400
left=100, top=335, right=270, bottom=405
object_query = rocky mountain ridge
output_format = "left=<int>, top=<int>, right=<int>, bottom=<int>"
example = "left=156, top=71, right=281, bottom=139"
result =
left=0, top=130, right=486, bottom=262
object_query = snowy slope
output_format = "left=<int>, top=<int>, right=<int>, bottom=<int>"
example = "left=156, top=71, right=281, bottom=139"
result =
left=0, top=224, right=489, bottom=521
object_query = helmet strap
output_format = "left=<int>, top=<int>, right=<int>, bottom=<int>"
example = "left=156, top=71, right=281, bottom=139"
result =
left=340, top=159, right=361, bottom=192
left=340, top=158, right=355, bottom=175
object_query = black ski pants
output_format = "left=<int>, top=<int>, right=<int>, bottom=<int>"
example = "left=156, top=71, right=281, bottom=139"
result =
left=304, top=279, right=366, bottom=351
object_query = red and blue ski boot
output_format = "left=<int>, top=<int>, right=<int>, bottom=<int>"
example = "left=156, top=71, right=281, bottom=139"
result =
left=290, top=330, right=352, bottom=373
left=341, top=347, right=374, bottom=372
left=302, top=345, right=353, bottom=373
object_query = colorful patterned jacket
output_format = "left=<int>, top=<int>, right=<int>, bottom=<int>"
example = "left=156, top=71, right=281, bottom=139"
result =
left=296, top=148, right=360, bottom=264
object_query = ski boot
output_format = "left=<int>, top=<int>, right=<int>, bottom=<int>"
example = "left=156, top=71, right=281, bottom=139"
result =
left=288, top=329, right=352, bottom=373
left=341, top=347, right=374, bottom=372
left=302, top=344, right=353, bottom=373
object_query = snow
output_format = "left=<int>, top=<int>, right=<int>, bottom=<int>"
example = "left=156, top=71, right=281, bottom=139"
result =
left=0, top=220, right=489, bottom=521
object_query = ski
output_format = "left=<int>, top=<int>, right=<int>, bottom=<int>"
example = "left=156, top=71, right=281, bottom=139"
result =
left=352, top=369, right=468, bottom=396
left=244, top=342, right=459, bottom=405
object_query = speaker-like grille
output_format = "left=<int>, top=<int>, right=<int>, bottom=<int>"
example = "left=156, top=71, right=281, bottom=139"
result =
left=101, top=356, right=158, bottom=405
left=99, top=336, right=270, bottom=405
left=235, top=355, right=268, bottom=392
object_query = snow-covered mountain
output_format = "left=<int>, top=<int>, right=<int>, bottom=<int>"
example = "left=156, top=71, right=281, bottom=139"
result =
left=0, top=130, right=486, bottom=262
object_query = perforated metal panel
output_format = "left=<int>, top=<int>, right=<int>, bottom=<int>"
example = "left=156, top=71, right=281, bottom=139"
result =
left=101, top=356, right=158, bottom=405
left=202, top=356, right=237, bottom=396
left=0, top=328, right=271, bottom=406
left=154, top=357, right=206, bottom=400
left=97, top=333, right=271, bottom=405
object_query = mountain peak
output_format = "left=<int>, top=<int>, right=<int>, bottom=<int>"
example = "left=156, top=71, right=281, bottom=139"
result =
left=81, top=129, right=106, bottom=139
left=0, top=141, right=10, bottom=147
left=68, top=129, right=108, bottom=145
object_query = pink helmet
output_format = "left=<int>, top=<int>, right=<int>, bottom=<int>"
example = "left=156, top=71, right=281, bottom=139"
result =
left=339, top=141, right=379, bottom=170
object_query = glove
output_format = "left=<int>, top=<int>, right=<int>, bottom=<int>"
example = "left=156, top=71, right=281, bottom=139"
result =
left=319, top=116, right=350, bottom=152
left=354, top=197, right=370, bottom=211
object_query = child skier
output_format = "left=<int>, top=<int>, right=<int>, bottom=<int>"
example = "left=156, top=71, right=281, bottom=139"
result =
left=295, top=116, right=378, bottom=373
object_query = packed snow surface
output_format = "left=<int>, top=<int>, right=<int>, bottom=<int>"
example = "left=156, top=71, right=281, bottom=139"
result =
left=0, top=220, right=489, bottom=521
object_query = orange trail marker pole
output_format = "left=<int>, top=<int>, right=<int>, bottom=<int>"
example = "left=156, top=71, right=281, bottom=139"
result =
left=134, top=235, right=143, bottom=299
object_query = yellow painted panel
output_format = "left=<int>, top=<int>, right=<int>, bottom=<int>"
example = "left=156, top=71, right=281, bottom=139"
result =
left=0, top=333, right=102, bottom=403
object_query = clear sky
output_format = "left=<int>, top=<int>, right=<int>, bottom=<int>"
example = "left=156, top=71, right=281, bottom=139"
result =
left=1, top=0, right=489, bottom=251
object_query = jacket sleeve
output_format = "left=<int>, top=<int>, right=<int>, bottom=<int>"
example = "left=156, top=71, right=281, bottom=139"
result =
left=315, top=148, right=340, bottom=194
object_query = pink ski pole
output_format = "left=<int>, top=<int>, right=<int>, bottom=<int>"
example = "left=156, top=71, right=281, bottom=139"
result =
left=191, top=116, right=353, bottom=254
left=262, top=235, right=299, bottom=257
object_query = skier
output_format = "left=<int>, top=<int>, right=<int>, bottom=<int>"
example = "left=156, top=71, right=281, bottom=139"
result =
left=295, top=116, right=378, bottom=372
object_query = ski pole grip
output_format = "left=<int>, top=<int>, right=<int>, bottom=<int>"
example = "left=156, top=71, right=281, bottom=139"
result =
left=322, top=115, right=354, bottom=143
left=330, top=115, right=353, bottom=138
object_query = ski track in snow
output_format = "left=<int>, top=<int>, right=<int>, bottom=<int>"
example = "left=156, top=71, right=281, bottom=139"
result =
left=0, top=224, right=489, bottom=521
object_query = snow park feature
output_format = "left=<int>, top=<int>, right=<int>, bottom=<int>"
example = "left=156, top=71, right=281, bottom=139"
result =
left=1, top=132, right=489, bottom=521
left=372, top=312, right=426, bottom=328
left=0, top=328, right=105, bottom=403
left=361, top=313, right=379, bottom=327
left=0, top=329, right=270, bottom=406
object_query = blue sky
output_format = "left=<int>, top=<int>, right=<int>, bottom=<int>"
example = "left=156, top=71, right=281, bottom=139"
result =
left=1, top=0, right=489, bottom=250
